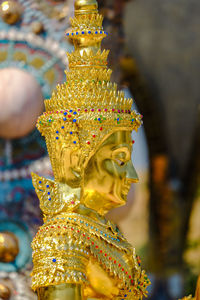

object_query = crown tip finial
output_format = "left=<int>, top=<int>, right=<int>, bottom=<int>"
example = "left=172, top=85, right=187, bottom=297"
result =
left=74, top=0, right=98, bottom=15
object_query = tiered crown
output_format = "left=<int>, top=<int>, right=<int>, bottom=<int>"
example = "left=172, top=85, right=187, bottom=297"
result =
left=37, top=0, right=142, bottom=182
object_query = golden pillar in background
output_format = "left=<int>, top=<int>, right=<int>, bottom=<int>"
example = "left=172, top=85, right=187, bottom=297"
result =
left=31, top=0, right=150, bottom=299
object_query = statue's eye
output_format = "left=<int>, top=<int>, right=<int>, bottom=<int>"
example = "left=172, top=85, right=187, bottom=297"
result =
left=115, top=159, right=125, bottom=166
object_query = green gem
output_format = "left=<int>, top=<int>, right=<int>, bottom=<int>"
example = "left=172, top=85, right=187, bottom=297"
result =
left=94, top=118, right=97, bottom=121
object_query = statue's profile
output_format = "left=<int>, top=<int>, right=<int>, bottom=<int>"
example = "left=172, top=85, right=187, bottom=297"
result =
left=31, top=0, right=150, bottom=299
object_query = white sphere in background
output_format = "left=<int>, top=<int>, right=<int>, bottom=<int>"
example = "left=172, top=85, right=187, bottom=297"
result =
left=0, top=68, right=44, bottom=139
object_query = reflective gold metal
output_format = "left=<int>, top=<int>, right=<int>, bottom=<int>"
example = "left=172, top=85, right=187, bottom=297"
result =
left=37, top=284, right=82, bottom=300
left=0, top=283, right=11, bottom=300
left=31, top=0, right=150, bottom=299
left=0, top=232, right=19, bottom=263
left=0, top=1, right=22, bottom=25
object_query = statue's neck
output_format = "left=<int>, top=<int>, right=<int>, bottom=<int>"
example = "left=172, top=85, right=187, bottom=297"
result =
left=80, top=189, right=119, bottom=217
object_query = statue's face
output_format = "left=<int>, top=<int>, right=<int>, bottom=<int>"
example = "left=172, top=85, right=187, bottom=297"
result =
left=82, top=131, right=138, bottom=214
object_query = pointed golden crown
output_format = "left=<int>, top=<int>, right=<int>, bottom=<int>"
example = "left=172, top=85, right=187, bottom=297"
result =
left=36, top=0, right=142, bottom=182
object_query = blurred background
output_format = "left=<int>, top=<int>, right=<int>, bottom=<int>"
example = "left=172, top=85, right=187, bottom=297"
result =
left=0, top=0, right=199, bottom=299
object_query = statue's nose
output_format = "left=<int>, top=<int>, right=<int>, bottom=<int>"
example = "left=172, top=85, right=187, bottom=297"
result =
left=126, top=161, right=139, bottom=183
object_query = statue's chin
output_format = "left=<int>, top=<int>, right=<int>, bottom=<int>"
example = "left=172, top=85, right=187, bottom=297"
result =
left=0, top=68, right=43, bottom=139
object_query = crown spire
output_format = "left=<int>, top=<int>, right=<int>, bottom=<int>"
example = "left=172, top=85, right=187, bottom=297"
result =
left=67, top=0, right=107, bottom=65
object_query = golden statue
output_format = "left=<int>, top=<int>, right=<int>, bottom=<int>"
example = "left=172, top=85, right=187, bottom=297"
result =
left=31, top=0, right=150, bottom=299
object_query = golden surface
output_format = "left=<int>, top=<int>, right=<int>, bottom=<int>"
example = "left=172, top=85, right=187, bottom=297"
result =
left=0, top=1, right=22, bottom=25
left=0, top=232, right=19, bottom=263
left=37, top=284, right=82, bottom=300
left=31, top=0, right=150, bottom=299
left=0, top=283, right=11, bottom=300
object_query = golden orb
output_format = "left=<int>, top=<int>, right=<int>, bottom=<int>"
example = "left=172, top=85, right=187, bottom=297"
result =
left=0, top=284, right=11, bottom=300
left=31, top=21, right=44, bottom=35
left=0, top=1, right=22, bottom=25
left=0, top=232, right=19, bottom=263
left=74, top=0, right=98, bottom=15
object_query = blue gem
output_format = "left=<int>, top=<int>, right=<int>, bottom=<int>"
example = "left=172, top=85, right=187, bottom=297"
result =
left=73, top=141, right=76, bottom=144
left=68, top=217, right=72, bottom=220
left=100, top=231, right=103, bottom=234
left=91, top=226, right=93, bottom=229
left=63, top=117, right=67, bottom=121
left=56, top=137, right=59, bottom=140
left=56, top=131, right=59, bottom=134
left=69, top=109, right=73, bottom=112
left=82, top=31, right=84, bottom=34
left=61, top=126, right=64, bottom=129
left=105, top=234, right=107, bottom=237
left=98, top=118, right=101, bottom=121
left=48, top=119, right=51, bottom=122
left=74, top=219, right=77, bottom=221
left=85, top=223, right=88, bottom=226
left=48, top=198, right=51, bottom=201
left=96, top=228, right=98, bottom=231
left=52, top=258, right=56, bottom=262
left=76, top=32, right=78, bottom=35
left=71, top=32, right=74, bottom=35
left=80, top=220, right=83, bottom=223
left=46, top=185, right=49, bottom=188
left=64, top=112, right=67, bottom=115
left=48, top=192, right=50, bottom=195
left=100, top=31, right=102, bottom=34
left=70, top=131, right=73, bottom=134
left=95, top=31, right=98, bottom=34
left=125, top=295, right=127, bottom=297
left=88, top=31, right=91, bottom=34
left=117, top=118, right=120, bottom=121
left=73, top=112, right=77, bottom=115
left=117, top=239, right=120, bottom=242
left=66, top=33, right=69, bottom=36
left=39, top=181, right=42, bottom=184
left=73, top=119, right=77, bottom=122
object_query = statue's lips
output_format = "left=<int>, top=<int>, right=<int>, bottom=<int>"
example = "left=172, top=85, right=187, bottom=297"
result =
left=122, top=183, right=131, bottom=195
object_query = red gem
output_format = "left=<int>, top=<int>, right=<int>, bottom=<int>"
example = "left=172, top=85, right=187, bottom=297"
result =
left=87, top=141, right=90, bottom=145
left=64, top=226, right=67, bottom=229
left=118, top=264, right=121, bottom=267
left=92, top=135, right=96, bottom=138
left=87, top=237, right=90, bottom=240
left=105, top=254, right=107, bottom=257
left=92, top=242, right=94, bottom=245
left=109, top=257, right=112, bottom=260
left=71, top=227, right=74, bottom=230
left=51, top=226, right=54, bottom=228
left=100, top=250, right=103, bottom=253
left=132, top=140, right=135, bottom=144
left=131, top=280, right=134, bottom=284
left=126, top=272, right=128, bottom=274
left=129, top=276, right=131, bottom=279
left=83, top=234, right=85, bottom=237
left=96, top=245, right=98, bottom=248
left=71, top=201, right=75, bottom=204
left=122, top=268, right=124, bottom=271
left=100, top=127, right=103, bottom=131
left=46, top=227, right=48, bottom=229
left=114, top=260, right=116, bottom=264
left=68, top=115, right=71, bottom=118
left=58, top=226, right=60, bottom=228
left=77, top=230, right=80, bottom=233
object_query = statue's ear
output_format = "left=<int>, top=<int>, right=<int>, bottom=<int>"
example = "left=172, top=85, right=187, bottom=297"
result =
left=70, top=149, right=85, bottom=179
